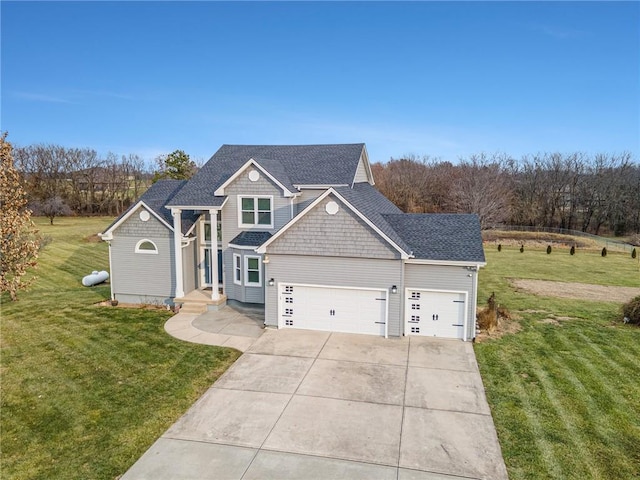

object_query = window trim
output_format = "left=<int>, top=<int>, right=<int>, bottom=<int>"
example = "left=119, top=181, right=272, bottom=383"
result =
left=134, top=239, right=158, bottom=254
left=244, top=255, right=262, bottom=287
left=233, top=253, right=242, bottom=285
left=237, top=195, right=274, bottom=229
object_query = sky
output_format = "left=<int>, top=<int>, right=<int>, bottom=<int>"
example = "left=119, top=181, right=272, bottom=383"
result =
left=2, top=1, right=639, bottom=165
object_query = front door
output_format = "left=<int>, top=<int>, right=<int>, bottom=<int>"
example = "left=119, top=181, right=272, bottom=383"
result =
left=203, top=248, right=223, bottom=286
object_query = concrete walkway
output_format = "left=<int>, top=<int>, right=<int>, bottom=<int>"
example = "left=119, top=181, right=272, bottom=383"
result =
left=123, top=326, right=508, bottom=480
left=164, top=306, right=265, bottom=352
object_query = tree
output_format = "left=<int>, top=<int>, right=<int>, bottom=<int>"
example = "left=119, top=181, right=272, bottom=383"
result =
left=152, top=150, right=196, bottom=183
left=0, top=133, right=40, bottom=301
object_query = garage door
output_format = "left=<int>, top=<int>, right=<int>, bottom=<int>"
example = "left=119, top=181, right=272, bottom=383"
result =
left=279, top=284, right=387, bottom=336
left=405, top=289, right=466, bottom=339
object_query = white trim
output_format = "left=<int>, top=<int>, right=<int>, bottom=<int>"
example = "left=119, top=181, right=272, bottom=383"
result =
left=228, top=244, right=258, bottom=250
left=244, top=255, right=262, bottom=287
left=101, top=200, right=173, bottom=238
left=293, top=184, right=349, bottom=189
left=404, top=259, right=487, bottom=267
left=233, top=254, right=242, bottom=285
left=237, top=195, right=274, bottom=229
left=404, top=287, right=469, bottom=341
left=351, top=145, right=375, bottom=187
left=134, top=239, right=159, bottom=254
left=214, top=158, right=297, bottom=197
left=256, top=188, right=410, bottom=258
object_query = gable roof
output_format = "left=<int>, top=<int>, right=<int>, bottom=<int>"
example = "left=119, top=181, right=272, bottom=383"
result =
left=333, top=183, right=412, bottom=255
left=382, top=213, right=486, bottom=264
left=167, top=144, right=366, bottom=208
left=258, top=185, right=412, bottom=259
left=101, top=180, right=198, bottom=237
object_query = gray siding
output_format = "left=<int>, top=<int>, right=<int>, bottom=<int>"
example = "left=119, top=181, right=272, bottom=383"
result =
left=353, top=156, right=370, bottom=183
left=220, top=169, right=292, bottom=303
left=111, top=206, right=175, bottom=303
left=295, top=189, right=323, bottom=215
left=223, top=248, right=264, bottom=304
left=404, top=264, right=476, bottom=339
left=267, top=195, right=399, bottom=260
left=183, top=239, right=197, bottom=293
left=264, top=255, right=403, bottom=336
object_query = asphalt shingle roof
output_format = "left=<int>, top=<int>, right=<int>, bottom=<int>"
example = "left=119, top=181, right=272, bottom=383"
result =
left=102, top=180, right=198, bottom=235
left=229, top=231, right=273, bottom=247
left=381, top=213, right=486, bottom=263
left=334, top=183, right=412, bottom=255
left=168, top=144, right=365, bottom=207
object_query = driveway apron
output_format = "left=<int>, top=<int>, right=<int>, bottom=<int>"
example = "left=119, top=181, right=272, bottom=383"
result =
left=122, top=330, right=508, bottom=480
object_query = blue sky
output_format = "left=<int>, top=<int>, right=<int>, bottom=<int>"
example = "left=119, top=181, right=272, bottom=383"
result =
left=2, top=1, right=638, bottom=165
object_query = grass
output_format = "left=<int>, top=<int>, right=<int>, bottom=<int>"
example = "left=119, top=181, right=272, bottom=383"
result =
left=475, top=245, right=640, bottom=479
left=1, top=217, right=241, bottom=480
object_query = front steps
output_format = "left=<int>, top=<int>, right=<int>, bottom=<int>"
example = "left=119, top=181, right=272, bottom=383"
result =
left=175, top=289, right=227, bottom=314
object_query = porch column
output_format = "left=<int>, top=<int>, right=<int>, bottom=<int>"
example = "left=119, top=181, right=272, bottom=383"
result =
left=209, top=209, right=220, bottom=300
left=171, top=208, right=184, bottom=298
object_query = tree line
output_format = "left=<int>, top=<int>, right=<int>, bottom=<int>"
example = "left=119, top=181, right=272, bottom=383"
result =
left=12, top=144, right=197, bottom=224
left=372, top=152, right=640, bottom=235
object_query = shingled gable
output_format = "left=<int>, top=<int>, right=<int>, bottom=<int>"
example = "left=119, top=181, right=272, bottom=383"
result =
left=382, top=213, right=486, bottom=265
left=213, top=157, right=298, bottom=197
left=100, top=180, right=197, bottom=239
left=257, top=185, right=412, bottom=259
left=166, top=144, right=367, bottom=208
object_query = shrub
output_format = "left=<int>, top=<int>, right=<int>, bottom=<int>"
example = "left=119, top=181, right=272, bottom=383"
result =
left=546, top=245, right=552, bottom=254
left=497, top=244, right=502, bottom=252
left=601, top=247, right=607, bottom=257
left=632, top=248, right=637, bottom=259
left=520, top=245, right=524, bottom=253
left=622, top=295, right=640, bottom=325
left=570, top=245, right=576, bottom=256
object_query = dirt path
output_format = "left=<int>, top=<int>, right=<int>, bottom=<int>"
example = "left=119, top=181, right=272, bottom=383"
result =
left=510, top=279, right=640, bottom=303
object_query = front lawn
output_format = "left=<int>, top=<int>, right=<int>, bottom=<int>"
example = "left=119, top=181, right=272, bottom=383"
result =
left=475, top=247, right=640, bottom=479
left=1, top=217, right=241, bottom=479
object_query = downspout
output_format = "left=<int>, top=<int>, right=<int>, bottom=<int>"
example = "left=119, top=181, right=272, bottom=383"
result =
left=107, top=241, right=115, bottom=301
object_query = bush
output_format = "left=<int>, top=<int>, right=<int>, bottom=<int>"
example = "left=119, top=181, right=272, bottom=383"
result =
left=632, top=248, right=637, bottom=259
left=546, top=245, right=552, bottom=254
left=622, top=295, right=640, bottom=325
left=497, top=244, right=502, bottom=252
left=570, top=245, right=576, bottom=256
left=601, top=247, right=607, bottom=257
left=520, top=245, right=524, bottom=253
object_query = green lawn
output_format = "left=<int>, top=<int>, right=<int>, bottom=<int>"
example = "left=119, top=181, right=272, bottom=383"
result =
left=1, top=217, right=241, bottom=479
left=475, top=246, right=640, bottom=479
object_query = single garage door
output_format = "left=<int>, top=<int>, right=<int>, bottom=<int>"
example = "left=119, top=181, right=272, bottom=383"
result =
left=279, top=284, right=387, bottom=336
left=405, top=289, right=467, bottom=339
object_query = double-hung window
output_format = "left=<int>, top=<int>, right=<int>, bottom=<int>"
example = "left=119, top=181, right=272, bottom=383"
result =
left=244, top=256, right=262, bottom=286
left=239, top=196, right=273, bottom=228
left=233, top=254, right=242, bottom=285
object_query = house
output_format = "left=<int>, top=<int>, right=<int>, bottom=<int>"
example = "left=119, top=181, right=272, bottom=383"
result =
left=99, top=144, right=486, bottom=340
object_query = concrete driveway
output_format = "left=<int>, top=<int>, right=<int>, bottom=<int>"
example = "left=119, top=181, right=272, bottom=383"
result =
left=122, top=330, right=508, bottom=480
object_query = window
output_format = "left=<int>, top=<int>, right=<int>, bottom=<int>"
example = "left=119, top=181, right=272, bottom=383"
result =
left=244, top=255, right=262, bottom=286
left=233, top=254, right=241, bottom=285
left=135, top=239, right=158, bottom=254
left=238, top=196, right=273, bottom=228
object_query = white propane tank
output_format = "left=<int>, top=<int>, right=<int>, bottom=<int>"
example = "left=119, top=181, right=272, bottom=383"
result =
left=82, top=270, right=109, bottom=287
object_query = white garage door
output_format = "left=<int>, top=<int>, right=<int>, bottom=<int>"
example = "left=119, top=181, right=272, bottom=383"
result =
left=405, top=289, right=467, bottom=339
left=279, top=284, right=387, bottom=336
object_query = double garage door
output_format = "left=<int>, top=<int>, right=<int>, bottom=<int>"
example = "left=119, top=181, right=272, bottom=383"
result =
left=405, top=289, right=467, bottom=339
left=279, top=284, right=387, bottom=336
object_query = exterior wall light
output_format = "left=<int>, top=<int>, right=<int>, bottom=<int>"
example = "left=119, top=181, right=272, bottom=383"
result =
left=268, top=278, right=275, bottom=286
left=391, top=285, right=398, bottom=294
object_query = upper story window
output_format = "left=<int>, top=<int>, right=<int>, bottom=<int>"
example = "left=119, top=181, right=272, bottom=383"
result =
left=238, top=195, right=273, bottom=228
left=135, top=239, right=158, bottom=254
